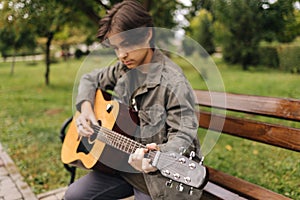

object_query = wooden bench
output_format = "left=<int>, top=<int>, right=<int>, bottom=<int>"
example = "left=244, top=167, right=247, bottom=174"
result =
left=194, top=90, right=300, bottom=200
left=60, top=89, right=300, bottom=199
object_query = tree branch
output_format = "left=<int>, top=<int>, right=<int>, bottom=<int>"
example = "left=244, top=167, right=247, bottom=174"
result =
left=80, top=3, right=101, bottom=24
left=94, top=0, right=111, bottom=10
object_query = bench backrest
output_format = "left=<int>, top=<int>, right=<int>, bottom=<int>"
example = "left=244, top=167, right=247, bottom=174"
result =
left=193, top=90, right=300, bottom=152
left=193, top=90, right=300, bottom=200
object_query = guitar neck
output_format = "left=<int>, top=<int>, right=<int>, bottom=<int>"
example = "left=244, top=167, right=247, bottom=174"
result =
left=92, top=124, right=147, bottom=155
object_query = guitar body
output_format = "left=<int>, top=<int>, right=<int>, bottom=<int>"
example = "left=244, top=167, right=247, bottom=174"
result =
left=61, top=89, right=139, bottom=173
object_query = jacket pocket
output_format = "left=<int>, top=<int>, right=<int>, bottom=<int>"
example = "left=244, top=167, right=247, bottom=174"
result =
left=138, top=104, right=166, bottom=139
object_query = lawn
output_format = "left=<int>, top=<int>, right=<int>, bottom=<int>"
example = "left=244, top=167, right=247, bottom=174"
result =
left=0, top=56, right=299, bottom=198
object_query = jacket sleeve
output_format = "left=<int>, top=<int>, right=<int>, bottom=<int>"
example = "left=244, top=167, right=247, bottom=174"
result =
left=75, top=62, right=125, bottom=111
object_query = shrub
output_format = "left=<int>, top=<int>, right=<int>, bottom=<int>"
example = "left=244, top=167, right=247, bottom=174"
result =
left=256, top=44, right=300, bottom=73
left=277, top=45, right=300, bottom=73
left=257, top=47, right=279, bottom=68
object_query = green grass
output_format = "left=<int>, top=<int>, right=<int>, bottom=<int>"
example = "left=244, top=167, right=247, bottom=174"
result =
left=0, top=59, right=81, bottom=193
left=0, top=56, right=299, bottom=198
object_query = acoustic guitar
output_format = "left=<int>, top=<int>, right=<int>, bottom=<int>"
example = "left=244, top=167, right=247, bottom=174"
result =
left=61, top=89, right=208, bottom=192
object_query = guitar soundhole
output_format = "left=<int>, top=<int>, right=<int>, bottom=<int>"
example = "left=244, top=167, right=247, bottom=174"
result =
left=76, top=121, right=102, bottom=154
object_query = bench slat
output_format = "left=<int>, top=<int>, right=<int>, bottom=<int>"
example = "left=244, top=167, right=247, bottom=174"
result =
left=194, top=90, right=300, bottom=121
left=202, top=182, right=248, bottom=200
left=207, top=167, right=292, bottom=200
left=197, top=111, right=300, bottom=152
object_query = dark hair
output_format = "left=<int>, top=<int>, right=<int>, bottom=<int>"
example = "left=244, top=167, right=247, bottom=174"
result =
left=97, top=0, right=155, bottom=47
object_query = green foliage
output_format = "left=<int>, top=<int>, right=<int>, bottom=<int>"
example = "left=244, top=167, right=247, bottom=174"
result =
left=261, top=0, right=299, bottom=43
left=212, top=21, right=229, bottom=47
left=277, top=45, right=300, bottom=73
left=257, top=46, right=279, bottom=68
left=147, top=0, right=179, bottom=28
left=0, top=1, right=37, bottom=58
left=212, top=0, right=299, bottom=70
left=187, top=9, right=215, bottom=55
left=256, top=41, right=300, bottom=72
left=0, top=0, right=196, bottom=84
left=213, top=0, right=264, bottom=70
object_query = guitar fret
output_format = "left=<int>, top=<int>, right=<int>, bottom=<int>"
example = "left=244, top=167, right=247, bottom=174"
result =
left=94, top=124, right=147, bottom=155
left=123, top=136, right=129, bottom=152
left=123, top=137, right=129, bottom=153
left=119, top=135, right=125, bottom=151
left=112, top=134, right=118, bottom=148
left=125, top=137, right=132, bottom=153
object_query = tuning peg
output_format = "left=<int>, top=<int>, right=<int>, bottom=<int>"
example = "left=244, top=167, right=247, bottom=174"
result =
left=199, top=156, right=205, bottom=165
left=176, top=183, right=184, bottom=192
left=189, top=187, right=194, bottom=196
left=165, top=180, right=173, bottom=188
left=189, top=151, right=195, bottom=160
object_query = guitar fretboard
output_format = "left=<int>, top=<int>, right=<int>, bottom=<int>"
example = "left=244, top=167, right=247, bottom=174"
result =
left=91, top=124, right=155, bottom=159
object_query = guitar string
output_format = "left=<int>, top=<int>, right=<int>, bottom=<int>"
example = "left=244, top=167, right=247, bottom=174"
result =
left=90, top=124, right=157, bottom=159
left=92, top=124, right=145, bottom=151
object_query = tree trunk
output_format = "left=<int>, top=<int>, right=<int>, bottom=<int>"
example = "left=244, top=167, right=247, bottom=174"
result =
left=10, top=48, right=16, bottom=76
left=45, top=32, right=54, bottom=85
left=142, top=0, right=152, bottom=11
left=242, top=63, right=248, bottom=71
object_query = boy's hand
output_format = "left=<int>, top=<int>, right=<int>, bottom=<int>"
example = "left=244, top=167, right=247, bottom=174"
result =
left=128, top=143, right=158, bottom=173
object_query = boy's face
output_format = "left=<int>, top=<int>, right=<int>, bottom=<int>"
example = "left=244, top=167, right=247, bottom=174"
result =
left=107, top=32, right=153, bottom=69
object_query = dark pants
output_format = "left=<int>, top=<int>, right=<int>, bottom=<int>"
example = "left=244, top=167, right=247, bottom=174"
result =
left=64, top=170, right=151, bottom=200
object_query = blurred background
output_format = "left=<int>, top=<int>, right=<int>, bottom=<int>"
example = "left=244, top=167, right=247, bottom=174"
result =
left=0, top=0, right=299, bottom=199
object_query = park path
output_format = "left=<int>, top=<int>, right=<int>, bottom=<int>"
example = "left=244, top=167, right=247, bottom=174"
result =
left=0, top=143, right=37, bottom=200
left=0, top=142, right=133, bottom=200
left=0, top=142, right=66, bottom=200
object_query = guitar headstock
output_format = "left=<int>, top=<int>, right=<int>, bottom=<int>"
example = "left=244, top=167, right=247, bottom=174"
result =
left=151, top=150, right=208, bottom=192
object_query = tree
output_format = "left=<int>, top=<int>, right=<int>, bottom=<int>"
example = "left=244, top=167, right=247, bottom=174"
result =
left=213, top=0, right=299, bottom=70
left=213, top=0, right=266, bottom=70
left=2, top=0, right=204, bottom=84
left=27, top=0, right=191, bottom=85
left=59, top=0, right=188, bottom=28
left=25, top=1, right=76, bottom=85
left=187, top=9, right=215, bottom=55
left=261, top=0, right=299, bottom=43
left=0, top=1, right=37, bottom=75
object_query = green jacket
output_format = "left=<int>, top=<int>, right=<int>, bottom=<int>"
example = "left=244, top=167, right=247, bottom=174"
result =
left=76, top=50, right=203, bottom=199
